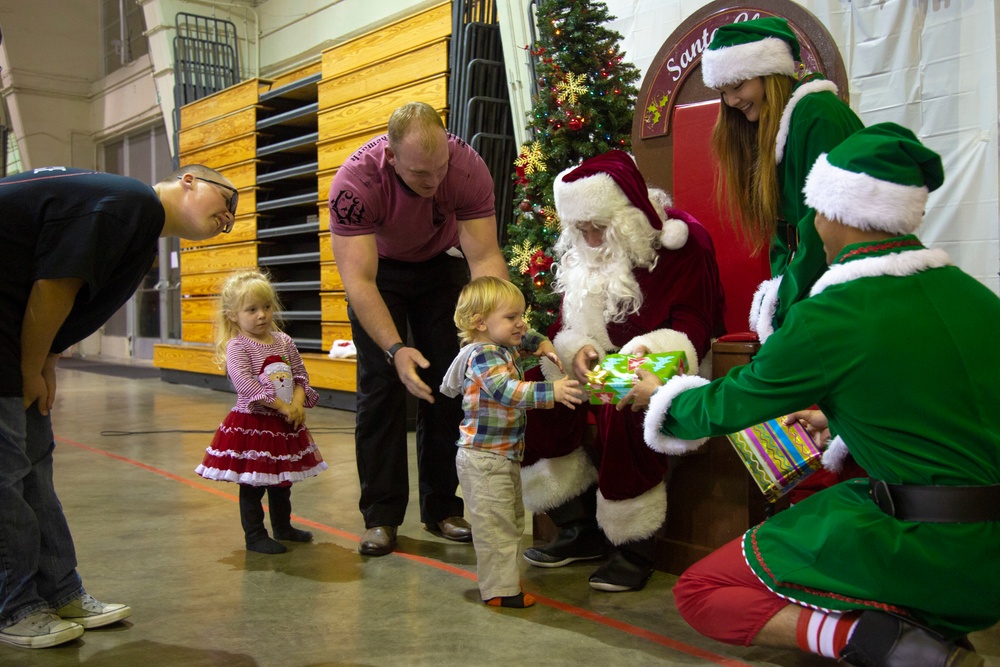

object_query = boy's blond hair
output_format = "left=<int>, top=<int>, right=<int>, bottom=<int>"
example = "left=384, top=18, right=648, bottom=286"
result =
left=213, top=269, right=284, bottom=367
left=454, top=276, right=525, bottom=345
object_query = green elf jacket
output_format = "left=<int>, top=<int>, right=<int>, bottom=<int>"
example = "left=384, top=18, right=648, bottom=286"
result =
left=753, top=75, right=864, bottom=339
left=646, top=237, right=1000, bottom=638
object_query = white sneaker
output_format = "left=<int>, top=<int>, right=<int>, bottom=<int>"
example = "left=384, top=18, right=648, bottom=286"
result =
left=56, top=594, right=131, bottom=629
left=0, top=611, right=84, bottom=648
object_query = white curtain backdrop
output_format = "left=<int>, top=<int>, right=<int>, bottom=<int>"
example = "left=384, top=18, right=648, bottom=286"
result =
left=499, top=0, right=1000, bottom=293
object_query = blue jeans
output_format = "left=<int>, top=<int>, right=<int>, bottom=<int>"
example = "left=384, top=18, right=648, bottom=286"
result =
left=0, top=398, right=84, bottom=628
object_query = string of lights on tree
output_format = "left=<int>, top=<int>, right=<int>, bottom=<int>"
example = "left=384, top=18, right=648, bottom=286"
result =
left=504, top=0, right=640, bottom=332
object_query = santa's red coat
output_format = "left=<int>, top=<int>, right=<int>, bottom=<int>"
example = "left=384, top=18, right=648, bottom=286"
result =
left=522, top=211, right=726, bottom=519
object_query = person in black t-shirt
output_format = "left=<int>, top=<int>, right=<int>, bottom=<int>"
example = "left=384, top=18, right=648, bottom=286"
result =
left=0, top=164, right=238, bottom=649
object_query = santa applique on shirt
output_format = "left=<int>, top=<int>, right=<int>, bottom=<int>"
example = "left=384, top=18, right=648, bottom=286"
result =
left=259, top=355, right=294, bottom=404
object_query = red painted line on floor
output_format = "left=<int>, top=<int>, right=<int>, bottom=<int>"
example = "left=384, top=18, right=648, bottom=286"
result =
left=57, top=435, right=752, bottom=667
left=56, top=436, right=363, bottom=544
left=533, top=593, right=752, bottom=666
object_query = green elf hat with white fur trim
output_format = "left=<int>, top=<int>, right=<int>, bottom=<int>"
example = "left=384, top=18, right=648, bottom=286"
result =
left=804, top=122, right=944, bottom=234
left=701, top=17, right=800, bottom=89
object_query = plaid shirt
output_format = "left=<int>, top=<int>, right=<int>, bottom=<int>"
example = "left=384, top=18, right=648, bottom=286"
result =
left=457, top=331, right=555, bottom=460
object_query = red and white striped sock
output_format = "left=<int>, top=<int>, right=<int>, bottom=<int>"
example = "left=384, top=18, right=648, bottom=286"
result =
left=795, top=608, right=861, bottom=659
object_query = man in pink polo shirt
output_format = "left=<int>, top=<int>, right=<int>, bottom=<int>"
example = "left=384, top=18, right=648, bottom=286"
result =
left=329, top=102, right=508, bottom=556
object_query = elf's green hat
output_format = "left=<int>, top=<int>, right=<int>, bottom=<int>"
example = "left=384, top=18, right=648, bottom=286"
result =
left=701, top=17, right=800, bottom=89
left=804, top=122, right=944, bottom=234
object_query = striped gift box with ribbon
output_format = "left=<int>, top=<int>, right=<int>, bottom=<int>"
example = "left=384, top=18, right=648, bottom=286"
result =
left=725, top=417, right=823, bottom=502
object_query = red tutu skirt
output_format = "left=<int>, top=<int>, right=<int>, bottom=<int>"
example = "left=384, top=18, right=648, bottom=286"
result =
left=195, top=409, right=327, bottom=486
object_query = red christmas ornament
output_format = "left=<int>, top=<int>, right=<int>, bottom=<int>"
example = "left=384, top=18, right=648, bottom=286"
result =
left=568, top=117, right=583, bottom=131
left=527, top=249, right=554, bottom=279
left=514, top=165, right=529, bottom=186
left=519, top=200, right=532, bottom=212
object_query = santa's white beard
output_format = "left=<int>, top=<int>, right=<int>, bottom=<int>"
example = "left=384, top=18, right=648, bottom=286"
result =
left=555, top=234, right=651, bottom=330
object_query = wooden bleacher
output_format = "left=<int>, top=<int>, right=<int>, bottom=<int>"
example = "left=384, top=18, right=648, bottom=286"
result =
left=154, top=2, right=452, bottom=400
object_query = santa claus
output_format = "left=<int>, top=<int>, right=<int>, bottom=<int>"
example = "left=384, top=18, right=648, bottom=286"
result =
left=521, top=149, right=726, bottom=592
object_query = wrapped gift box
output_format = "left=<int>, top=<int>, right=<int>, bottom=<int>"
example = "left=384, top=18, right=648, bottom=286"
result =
left=725, top=417, right=822, bottom=502
left=587, top=352, right=688, bottom=405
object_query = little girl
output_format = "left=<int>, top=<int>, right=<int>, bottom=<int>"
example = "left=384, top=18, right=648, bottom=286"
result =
left=196, top=269, right=327, bottom=554
left=440, top=276, right=584, bottom=608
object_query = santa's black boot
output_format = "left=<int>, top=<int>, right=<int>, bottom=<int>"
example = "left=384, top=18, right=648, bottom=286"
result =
left=588, top=535, right=656, bottom=592
left=839, top=611, right=984, bottom=667
left=240, top=485, right=286, bottom=554
left=523, top=486, right=607, bottom=567
left=267, top=485, right=313, bottom=542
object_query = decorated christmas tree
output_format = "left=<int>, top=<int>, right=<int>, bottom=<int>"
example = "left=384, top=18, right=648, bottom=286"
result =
left=505, top=0, right=640, bottom=332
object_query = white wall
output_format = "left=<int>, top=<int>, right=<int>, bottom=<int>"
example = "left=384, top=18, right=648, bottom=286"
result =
left=498, top=0, right=1000, bottom=293
left=91, top=54, right=163, bottom=145
left=139, top=0, right=437, bottom=156
left=256, top=0, right=439, bottom=75
left=0, top=0, right=102, bottom=168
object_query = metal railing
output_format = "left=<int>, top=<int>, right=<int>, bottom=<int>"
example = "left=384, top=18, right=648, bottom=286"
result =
left=172, top=12, right=242, bottom=166
left=448, top=0, right=516, bottom=242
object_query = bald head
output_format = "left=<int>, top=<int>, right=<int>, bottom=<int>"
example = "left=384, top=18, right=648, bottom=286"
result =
left=385, top=103, right=450, bottom=198
left=387, top=102, right=446, bottom=150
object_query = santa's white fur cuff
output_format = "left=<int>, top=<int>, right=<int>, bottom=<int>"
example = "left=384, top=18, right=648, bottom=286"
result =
left=596, top=483, right=667, bottom=545
left=521, top=447, right=598, bottom=513
left=553, top=329, right=608, bottom=372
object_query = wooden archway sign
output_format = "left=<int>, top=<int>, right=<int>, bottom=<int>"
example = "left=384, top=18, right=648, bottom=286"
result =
left=631, top=0, right=849, bottom=189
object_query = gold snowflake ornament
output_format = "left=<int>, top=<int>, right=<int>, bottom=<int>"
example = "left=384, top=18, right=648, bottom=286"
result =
left=514, top=142, right=547, bottom=175
left=555, top=72, right=588, bottom=105
left=523, top=305, right=536, bottom=328
left=508, top=240, right=541, bottom=273
left=539, top=206, right=561, bottom=231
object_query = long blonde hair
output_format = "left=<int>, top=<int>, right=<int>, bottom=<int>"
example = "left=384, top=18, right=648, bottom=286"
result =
left=710, top=74, right=795, bottom=254
left=213, top=269, right=284, bottom=367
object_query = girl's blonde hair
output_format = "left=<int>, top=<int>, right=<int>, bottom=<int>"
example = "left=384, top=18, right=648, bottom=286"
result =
left=213, top=269, right=284, bottom=367
left=710, top=73, right=795, bottom=254
left=454, top=276, right=525, bottom=345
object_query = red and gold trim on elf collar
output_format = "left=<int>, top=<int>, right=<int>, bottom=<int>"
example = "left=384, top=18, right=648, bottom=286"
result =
left=836, top=235, right=924, bottom=264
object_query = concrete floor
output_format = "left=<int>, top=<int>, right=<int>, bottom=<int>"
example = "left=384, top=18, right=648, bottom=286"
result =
left=3, top=362, right=998, bottom=667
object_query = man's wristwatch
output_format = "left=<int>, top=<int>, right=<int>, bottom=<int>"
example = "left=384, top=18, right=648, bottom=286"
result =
left=385, top=342, right=405, bottom=366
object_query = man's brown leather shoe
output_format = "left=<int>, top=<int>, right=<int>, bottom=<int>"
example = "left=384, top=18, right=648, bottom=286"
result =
left=358, top=526, right=397, bottom=556
left=425, top=516, right=472, bottom=542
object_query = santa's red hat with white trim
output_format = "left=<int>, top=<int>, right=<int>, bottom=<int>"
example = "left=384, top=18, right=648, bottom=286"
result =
left=553, top=150, right=688, bottom=250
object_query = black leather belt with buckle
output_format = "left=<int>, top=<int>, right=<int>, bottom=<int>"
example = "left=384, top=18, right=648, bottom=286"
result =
left=868, top=479, right=1000, bottom=523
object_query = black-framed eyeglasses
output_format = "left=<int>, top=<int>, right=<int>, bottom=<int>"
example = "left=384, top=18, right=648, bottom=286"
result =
left=179, top=175, right=239, bottom=231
